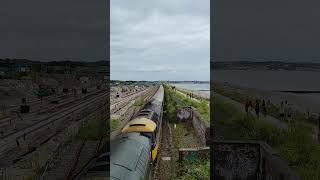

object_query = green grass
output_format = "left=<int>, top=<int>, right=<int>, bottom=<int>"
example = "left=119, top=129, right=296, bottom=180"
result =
left=164, top=86, right=178, bottom=122
left=133, top=99, right=144, bottom=107
left=174, top=159, right=210, bottom=180
left=214, top=96, right=320, bottom=180
left=171, top=123, right=201, bottom=148
left=175, top=91, right=210, bottom=122
left=78, top=120, right=107, bottom=140
left=214, top=85, right=318, bottom=125
left=111, top=117, right=121, bottom=132
left=213, top=85, right=280, bottom=117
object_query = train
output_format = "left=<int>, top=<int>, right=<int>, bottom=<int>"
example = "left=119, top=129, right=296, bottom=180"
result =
left=83, top=85, right=164, bottom=180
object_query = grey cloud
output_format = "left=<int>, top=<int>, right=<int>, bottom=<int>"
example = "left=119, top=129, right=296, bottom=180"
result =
left=111, top=0, right=210, bottom=80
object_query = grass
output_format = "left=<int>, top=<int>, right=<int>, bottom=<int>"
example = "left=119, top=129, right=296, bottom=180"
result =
left=175, top=159, right=210, bottom=180
left=164, top=86, right=178, bottom=122
left=111, top=117, right=121, bottom=132
left=78, top=120, right=107, bottom=140
left=213, top=85, right=280, bottom=117
left=171, top=123, right=201, bottom=148
left=214, top=84, right=318, bottom=125
left=214, top=96, right=320, bottom=180
left=175, top=91, right=210, bottom=122
left=133, top=99, right=144, bottom=107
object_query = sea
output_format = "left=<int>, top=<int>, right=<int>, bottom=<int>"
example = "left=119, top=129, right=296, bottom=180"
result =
left=212, top=70, right=320, bottom=113
left=170, top=82, right=210, bottom=97
left=213, top=70, right=320, bottom=91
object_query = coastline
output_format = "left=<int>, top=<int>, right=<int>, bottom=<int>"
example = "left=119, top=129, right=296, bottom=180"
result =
left=213, top=82, right=320, bottom=118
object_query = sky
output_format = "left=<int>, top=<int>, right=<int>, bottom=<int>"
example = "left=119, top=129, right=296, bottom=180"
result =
left=111, top=0, right=210, bottom=81
left=0, top=0, right=107, bottom=61
left=213, top=0, right=320, bottom=63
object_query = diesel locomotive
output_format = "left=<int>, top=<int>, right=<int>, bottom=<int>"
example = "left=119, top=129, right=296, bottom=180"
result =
left=84, top=85, right=164, bottom=180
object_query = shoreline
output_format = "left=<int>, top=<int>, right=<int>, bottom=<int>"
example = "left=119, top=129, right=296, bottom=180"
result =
left=213, top=82, right=320, bottom=118
left=175, top=87, right=210, bottom=100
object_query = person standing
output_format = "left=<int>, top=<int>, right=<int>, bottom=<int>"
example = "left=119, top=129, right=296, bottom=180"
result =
left=248, top=99, right=253, bottom=112
left=245, top=98, right=249, bottom=116
left=280, top=101, right=285, bottom=120
left=262, top=99, right=267, bottom=117
left=255, top=99, right=260, bottom=117
left=284, top=100, right=288, bottom=118
left=287, top=104, right=292, bottom=124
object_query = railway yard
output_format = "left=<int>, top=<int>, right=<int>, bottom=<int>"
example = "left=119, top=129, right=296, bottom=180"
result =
left=0, top=70, right=109, bottom=179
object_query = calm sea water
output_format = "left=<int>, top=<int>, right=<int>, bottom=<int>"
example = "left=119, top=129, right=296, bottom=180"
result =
left=171, top=82, right=210, bottom=96
left=213, top=70, right=320, bottom=91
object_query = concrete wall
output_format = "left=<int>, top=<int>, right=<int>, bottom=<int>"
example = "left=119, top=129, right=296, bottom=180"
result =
left=213, top=140, right=300, bottom=180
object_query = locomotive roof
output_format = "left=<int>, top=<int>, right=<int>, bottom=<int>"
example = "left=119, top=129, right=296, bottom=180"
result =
left=122, top=117, right=156, bottom=133
left=110, top=133, right=151, bottom=180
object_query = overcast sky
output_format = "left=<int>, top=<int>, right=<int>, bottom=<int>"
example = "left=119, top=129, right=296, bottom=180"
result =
left=111, top=0, right=210, bottom=81
left=0, top=0, right=107, bottom=61
left=213, top=0, right=320, bottom=62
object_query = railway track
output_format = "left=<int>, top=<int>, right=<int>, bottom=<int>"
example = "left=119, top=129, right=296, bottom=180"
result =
left=40, top=115, right=106, bottom=179
left=110, top=87, right=155, bottom=114
left=0, top=89, right=103, bottom=131
left=110, top=86, right=159, bottom=140
left=0, top=91, right=108, bottom=161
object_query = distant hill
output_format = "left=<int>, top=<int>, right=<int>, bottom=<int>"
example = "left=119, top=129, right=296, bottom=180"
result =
left=0, top=59, right=108, bottom=67
left=212, top=61, right=320, bottom=71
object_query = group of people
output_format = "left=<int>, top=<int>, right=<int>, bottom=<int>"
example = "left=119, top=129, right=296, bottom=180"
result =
left=279, top=100, right=293, bottom=122
left=245, top=98, right=267, bottom=118
left=245, top=97, right=294, bottom=123
left=187, top=92, right=194, bottom=99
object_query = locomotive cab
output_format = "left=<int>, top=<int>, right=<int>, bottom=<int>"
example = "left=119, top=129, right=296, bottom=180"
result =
left=122, top=117, right=159, bottom=161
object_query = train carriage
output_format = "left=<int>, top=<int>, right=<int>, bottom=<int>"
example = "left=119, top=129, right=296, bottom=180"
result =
left=84, top=85, right=164, bottom=180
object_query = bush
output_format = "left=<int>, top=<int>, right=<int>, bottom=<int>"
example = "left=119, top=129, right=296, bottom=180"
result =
left=111, top=117, right=121, bottom=132
left=164, top=86, right=177, bottom=122
left=175, top=159, right=210, bottom=180
left=133, top=99, right=144, bottom=107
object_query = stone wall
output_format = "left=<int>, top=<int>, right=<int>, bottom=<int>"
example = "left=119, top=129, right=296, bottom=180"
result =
left=190, top=107, right=210, bottom=146
left=213, top=140, right=300, bottom=180
left=178, top=146, right=210, bottom=161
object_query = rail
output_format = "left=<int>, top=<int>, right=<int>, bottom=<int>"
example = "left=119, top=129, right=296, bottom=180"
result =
left=71, top=136, right=105, bottom=179
left=65, top=139, right=86, bottom=180
left=0, top=92, right=107, bottom=156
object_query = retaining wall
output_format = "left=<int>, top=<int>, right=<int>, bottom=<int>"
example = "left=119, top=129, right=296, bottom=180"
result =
left=178, top=146, right=210, bottom=161
left=190, top=107, right=210, bottom=146
left=213, top=140, right=300, bottom=180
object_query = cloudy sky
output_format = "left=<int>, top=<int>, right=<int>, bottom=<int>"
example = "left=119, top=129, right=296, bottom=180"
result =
left=213, top=0, right=320, bottom=62
left=0, top=0, right=107, bottom=61
left=111, top=0, right=210, bottom=81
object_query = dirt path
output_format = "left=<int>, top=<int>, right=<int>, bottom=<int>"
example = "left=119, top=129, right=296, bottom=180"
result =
left=155, top=119, right=173, bottom=180
left=213, top=92, right=288, bottom=130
